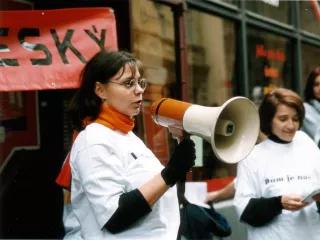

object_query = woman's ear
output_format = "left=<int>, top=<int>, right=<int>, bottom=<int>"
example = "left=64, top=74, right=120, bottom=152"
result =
left=95, top=82, right=107, bottom=101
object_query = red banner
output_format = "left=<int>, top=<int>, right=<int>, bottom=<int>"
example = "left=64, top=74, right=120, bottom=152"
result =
left=0, top=8, right=118, bottom=91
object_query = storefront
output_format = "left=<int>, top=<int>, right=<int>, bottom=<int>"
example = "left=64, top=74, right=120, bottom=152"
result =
left=1, top=0, right=319, bottom=238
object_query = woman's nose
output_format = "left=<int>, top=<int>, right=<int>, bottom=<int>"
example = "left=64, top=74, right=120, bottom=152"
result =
left=286, top=119, right=295, bottom=129
left=134, top=83, right=145, bottom=94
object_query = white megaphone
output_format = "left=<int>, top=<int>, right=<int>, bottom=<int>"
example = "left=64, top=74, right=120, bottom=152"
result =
left=150, top=97, right=260, bottom=164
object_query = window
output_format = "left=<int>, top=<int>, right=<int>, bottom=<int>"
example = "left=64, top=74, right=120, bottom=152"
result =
left=206, top=0, right=239, bottom=7
left=131, top=0, right=177, bottom=164
left=246, top=1, right=291, bottom=25
left=301, top=43, right=320, bottom=90
left=247, top=28, right=293, bottom=105
left=186, top=9, right=237, bottom=179
left=299, top=1, right=320, bottom=36
left=186, top=10, right=236, bottom=106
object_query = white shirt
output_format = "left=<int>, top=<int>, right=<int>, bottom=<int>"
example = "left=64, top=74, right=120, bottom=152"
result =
left=70, top=123, right=180, bottom=240
left=234, top=131, right=320, bottom=240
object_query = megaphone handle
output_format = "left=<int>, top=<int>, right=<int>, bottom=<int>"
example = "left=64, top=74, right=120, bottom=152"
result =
left=177, top=179, right=188, bottom=207
left=169, top=127, right=190, bottom=206
left=168, top=126, right=190, bottom=143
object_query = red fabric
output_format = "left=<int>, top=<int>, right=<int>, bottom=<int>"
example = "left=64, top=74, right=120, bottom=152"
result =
left=55, top=105, right=134, bottom=190
left=56, top=130, right=79, bottom=190
left=55, top=153, right=72, bottom=190
left=206, top=176, right=235, bottom=192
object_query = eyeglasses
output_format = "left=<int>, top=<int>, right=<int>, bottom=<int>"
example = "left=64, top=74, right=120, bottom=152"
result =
left=109, top=78, right=147, bottom=90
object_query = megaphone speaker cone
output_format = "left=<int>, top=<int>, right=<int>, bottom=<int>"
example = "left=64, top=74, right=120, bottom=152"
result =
left=211, top=97, right=260, bottom=164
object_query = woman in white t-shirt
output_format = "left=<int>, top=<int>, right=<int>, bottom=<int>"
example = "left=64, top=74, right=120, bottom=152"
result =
left=234, top=88, right=320, bottom=240
left=66, top=49, right=195, bottom=240
left=302, top=66, right=320, bottom=148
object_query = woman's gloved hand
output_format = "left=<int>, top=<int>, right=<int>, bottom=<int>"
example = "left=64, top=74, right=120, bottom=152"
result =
left=161, top=139, right=196, bottom=186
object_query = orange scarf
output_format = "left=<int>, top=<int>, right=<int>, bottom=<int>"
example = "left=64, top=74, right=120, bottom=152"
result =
left=56, top=105, right=135, bottom=190
left=95, top=104, right=134, bottom=133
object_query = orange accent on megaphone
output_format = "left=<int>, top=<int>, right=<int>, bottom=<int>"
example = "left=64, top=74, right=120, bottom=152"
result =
left=150, top=98, right=192, bottom=128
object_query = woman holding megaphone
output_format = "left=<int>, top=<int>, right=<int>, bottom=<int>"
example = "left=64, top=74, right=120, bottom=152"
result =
left=234, top=88, right=320, bottom=240
left=63, top=49, right=195, bottom=240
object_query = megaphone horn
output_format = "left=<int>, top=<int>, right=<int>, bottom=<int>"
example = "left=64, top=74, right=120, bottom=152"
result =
left=150, top=97, right=260, bottom=164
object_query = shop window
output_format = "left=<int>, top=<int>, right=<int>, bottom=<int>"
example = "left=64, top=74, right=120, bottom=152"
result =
left=131, top=0, right=177, bottom=165
left=186, top=9, right=236, bottom=179
left=246, top=0, right=291, bottom=25
left=186, top=10, right=235, bottom=106
left=247, top=28, right=293, bottom=105
left=207, top=0, right=240, bottom=7
left=299, top=1, right=320, bottom=36
left=301, top=43, right=320, bottom=88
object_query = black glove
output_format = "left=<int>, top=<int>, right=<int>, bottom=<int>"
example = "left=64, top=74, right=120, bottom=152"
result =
left=161, top=139, right=196, bottom=186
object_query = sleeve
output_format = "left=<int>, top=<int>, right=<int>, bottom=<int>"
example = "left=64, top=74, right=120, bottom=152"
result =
left=104, top=189, right=152, bottom=233
left=240, top=197, right=282, bottom=227
left=73, top=144, right=128, bottom=229
left=233, top=158, right=282, bottom=227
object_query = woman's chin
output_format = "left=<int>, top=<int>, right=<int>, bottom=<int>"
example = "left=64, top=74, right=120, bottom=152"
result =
left=282, top=134, right=295, bottom=142
left=131, top=109, right=141, bottom=117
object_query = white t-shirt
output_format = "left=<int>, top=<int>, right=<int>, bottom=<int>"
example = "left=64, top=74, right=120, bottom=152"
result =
left=234, top=131, right=320, bottom=240
left=70, top=123, right=180, bottom=240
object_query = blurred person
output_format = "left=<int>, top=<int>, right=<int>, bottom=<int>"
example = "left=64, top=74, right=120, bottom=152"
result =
left=234, top=88, right=320, bottom=240
left=302, top=66, right=320, bottom=148
left=58, top=49, right=196, bottom=239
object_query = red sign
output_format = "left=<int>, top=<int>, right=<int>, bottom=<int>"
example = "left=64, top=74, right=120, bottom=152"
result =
left=255, top=44, right=285, bottom=62
left=0, top=8, right=118, bottom=91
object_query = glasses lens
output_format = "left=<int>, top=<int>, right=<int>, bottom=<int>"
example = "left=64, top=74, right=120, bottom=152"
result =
left=123, top=79, right=135, bottom=89
left=122, top=78, right=147, bottom=89
left=138, top=78, right=147, bottom=89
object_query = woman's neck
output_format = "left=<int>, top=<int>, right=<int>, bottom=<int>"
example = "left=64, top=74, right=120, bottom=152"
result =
left=268, top=133, right=291, bottom=144
left=95, top=104, right=135, bottom=133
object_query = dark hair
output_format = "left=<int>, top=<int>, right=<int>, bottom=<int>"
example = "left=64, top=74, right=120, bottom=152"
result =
left=259, top=88, right=305, bottom=135
left=69, top=49, right=143, bottom=131
left=304, top=66, right=320, bottom=102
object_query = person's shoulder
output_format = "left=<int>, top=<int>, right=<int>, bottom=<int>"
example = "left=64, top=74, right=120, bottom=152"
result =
left=240, top=141, right=268, bottom=166
left=251, top=138, right=271, bottom=153
left=304, top=101, right=311, bottom=107
left=294, top=131, right=320, bottom=151
left=304, top=100, right=320, bottom=114
left=304, top=102, right=313, bottom=111
left=294, top=130, right=312, bottom=142
left=77, top=123, right=117, bottom=147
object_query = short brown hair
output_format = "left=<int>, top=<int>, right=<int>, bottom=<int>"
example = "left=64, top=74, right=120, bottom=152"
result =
left=259, top=88, right=305, bottom=135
